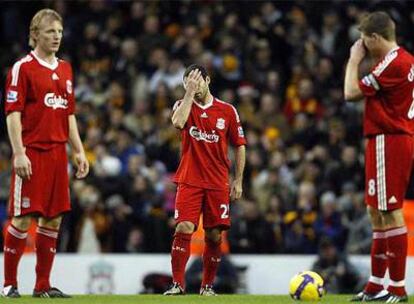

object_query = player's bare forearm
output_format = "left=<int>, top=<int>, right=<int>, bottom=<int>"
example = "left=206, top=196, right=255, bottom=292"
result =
left=230, top=145, right=246, bottom=200
left=172, top=69, right=201, bottom=129
left=68, top=115, right=85, bottom=153
left=344, top=39, right=366, bottom=101
left=68, top=115, right=89, bottom=178
left=6, top=111, right=25, bottom=155
left=344, top=59, right=364, bottom=101
left=234, top=145, right=246, bottom=182
left=171, top=92, right=194, bottom=129
left=7, top=111, right=32, bottom=179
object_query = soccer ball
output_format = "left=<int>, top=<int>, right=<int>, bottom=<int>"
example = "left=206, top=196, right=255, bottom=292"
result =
left=289, top=271, right=325, bottom=301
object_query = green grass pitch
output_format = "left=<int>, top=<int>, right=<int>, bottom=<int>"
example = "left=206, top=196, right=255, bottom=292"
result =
left=6, top=295, right=413, bottom=304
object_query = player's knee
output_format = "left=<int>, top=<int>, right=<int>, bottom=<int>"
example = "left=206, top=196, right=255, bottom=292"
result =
left=381, top=209, right=405, bottom=229
left=205, top=228, right=222, bottom=243
left=11, top=215, right=32, bottom=231
left=38, top=215, right=62, bottom=230
left=176, top=221, right=195, bottom=233
left=367, top=206, right=383, bottom=228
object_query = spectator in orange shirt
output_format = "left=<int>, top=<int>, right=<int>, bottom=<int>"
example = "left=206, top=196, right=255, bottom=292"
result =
left=283, top=78, right=324, bottom=124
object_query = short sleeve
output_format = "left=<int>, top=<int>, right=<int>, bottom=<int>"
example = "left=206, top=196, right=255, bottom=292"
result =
left=4, top=63, right=28, bottom=114
left=228, top=105, right=247, bottom=147
left=359, top=50, right=401, bottom=97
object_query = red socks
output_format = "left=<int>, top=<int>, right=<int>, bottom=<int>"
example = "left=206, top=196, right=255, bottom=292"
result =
left=365, top=229, right=388, bottom=293
left=171, top=232, right=192, bottom=288
left=365, top=227, right=408, bottom=296
left=386, top=226, right=407, bottom=296
left=34, top=226, right=59, bottom=292
left=201, top=238, right=221, bottom=287
left=3, top=224, right=28, bottom=287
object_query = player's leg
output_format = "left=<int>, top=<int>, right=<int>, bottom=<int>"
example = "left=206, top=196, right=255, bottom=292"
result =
left=378, top=135, right=413, bottom=300
left=364, top=206, right=389, bottom=294
left=2, top=215, right=32, bottom=298
left=32, top=145, right=71, bottom=298
left=351, top=136, right=389, bottom=301
left=2, top=155, right=44, bottom=298
left=32, top=215, right=71, bottom=298
left=200, top=187, right=230, bottom=295
left=164, top=184, right=203, bottom=295
left=168, top=220, right=194, bottom=294
left=381, top=209, right=408, bottom=300
left=200, top=227, right=222, bottom=296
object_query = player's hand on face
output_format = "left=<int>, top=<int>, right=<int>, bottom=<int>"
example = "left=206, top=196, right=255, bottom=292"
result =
left=349, top=39, right=366, bottom=63
left=14, top=151, right=32, bottom=180
left=230, top=179, right=243, bottom=201
left=74, top=152, right=89, bottom=179
left=185, top=69, right=202, bottom=95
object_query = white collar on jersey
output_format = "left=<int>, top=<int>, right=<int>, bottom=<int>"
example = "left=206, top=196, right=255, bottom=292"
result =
left=194, top=95, right=214, bottom=110
left=387, top=46, right=400, bottom=55
left=31, top=51, right=59, bottom=70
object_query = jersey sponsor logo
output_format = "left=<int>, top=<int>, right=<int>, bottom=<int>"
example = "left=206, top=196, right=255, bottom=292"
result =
left=6, top=90, right=18, bottom=103
left=44, top=93, right=68, bottom=109
left=189, top=126, right=219, bottom=143
left=216, top=118, right=225, bottom=129
left=408, top=64, right=414, bottom=82
left=66, top=80, right=73, bottom=94
left=238, top=126, right=245, bottom=137
left=52, top=73, right=59, bottom=80
left=201, top=112, right=208, bottom=118
left=372, top=50, right=398, bottom=77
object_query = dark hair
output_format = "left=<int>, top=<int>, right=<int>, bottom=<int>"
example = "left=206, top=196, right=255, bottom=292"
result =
left=358, top=11, right=396, bottom=41
left=183, top=64, right=208, bottom=80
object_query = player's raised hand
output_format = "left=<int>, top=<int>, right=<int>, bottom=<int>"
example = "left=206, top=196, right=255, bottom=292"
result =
left=349, top=39, right=366, bottom=63
left=74, top=152, right=89, bottom=179
left=230, top=179, right=243, bottom=201
left=184, top=69, right=202, bottom=95
left=14, top=151, right=32, bottom=180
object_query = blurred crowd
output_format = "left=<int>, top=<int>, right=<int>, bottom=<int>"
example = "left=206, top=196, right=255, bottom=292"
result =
left=1, top=0, right=414, bottom=254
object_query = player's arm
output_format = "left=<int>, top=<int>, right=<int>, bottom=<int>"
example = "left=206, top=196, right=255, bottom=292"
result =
left=344, top=39, right=366, bottom=101
left=171, top=69, right=202, bottom=129
left=68, top=115, right=89, bottom=179
left=6, top=112, right=32, bottom=179
left=230, top=144, right=246, bottom=201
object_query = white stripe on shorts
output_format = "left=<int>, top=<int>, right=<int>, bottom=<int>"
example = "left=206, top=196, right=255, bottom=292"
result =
left=13, top=174, right=22, bottom=216
left=376, top=135, right=387, bottom=211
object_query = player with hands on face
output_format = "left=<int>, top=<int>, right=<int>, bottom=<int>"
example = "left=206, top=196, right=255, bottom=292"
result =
left=164, top=64, right=246, bottom=296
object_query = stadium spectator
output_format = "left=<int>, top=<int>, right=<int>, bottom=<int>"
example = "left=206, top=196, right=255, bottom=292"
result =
left=312, top=238, right=364, bottom=294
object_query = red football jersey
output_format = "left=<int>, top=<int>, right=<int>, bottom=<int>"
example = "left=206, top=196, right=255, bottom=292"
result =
left=173, top=97, right=246, bottom=190
left=359, top=47, right=414, bottom=137
left=5, top=51, right=75, bottom=150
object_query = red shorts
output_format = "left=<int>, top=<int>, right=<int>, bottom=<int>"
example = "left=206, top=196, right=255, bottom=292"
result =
left=174, top=183, right=230, bottom=229
left=9, top=144, right=71, bottom=218
left=365, top=134, right=414, bottom=211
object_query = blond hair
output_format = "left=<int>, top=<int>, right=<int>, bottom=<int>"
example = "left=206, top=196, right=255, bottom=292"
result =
left=29, top=9, right=63, bottom=48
